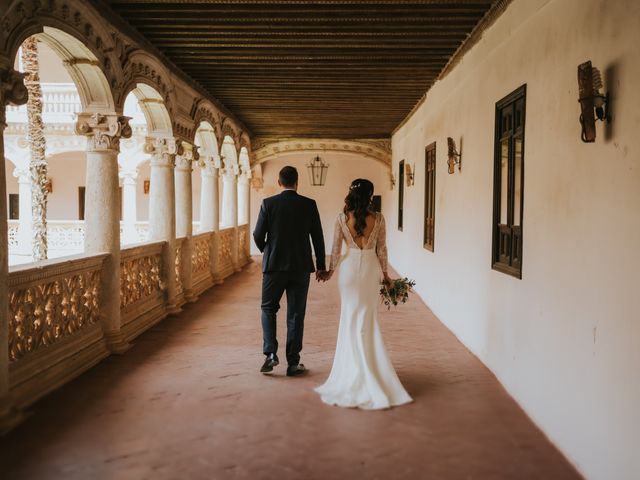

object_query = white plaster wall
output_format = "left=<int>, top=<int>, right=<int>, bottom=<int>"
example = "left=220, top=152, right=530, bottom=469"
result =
left=388, top=0, right=640, bottom=478
left=47, top=151, right=85, bottom=220
left=249, top=152, right=391, bottom=256
left=136, top=160, right=150, bottom=221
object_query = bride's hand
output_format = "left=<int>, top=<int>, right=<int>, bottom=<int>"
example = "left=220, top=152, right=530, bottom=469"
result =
left=382, top=274, right=392, bottom=289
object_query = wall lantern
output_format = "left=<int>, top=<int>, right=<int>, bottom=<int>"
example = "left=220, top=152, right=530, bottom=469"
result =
left=307, top=155, right=329, bottom=186
left=389, top=171, right=396, bottom=190
left=577, top=60, right=610, bottom=143
left=405, top=163, right=415, bottom=186
left=447, top=137, right=462, bottom=174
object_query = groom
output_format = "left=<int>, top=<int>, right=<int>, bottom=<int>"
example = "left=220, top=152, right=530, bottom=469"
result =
left=253, top=166, right=327, bottom=376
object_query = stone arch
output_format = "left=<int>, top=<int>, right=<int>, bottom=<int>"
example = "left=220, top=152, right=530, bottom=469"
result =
left=191, top=99, right=224, bottom=149
left=1, top=2, right=123, bottom=103
left=119, top=50, right=176, bottom=128
left=253, top=138, right=392, bottom=168
left=194, top=120, right=220, bottom=161
left=238, top=146, right=251, bottom=175
left=221, top=135, right=239, bottom=174
left=124, top=83, right=173, bottom=138
left=220, top=118, right=240, bottom=148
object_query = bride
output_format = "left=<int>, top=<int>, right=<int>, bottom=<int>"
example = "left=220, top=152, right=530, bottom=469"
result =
left=315, top=179, right=413, bottom=410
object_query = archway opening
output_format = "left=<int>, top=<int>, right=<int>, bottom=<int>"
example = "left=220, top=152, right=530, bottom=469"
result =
left=5, top=26, right=115, bottom=265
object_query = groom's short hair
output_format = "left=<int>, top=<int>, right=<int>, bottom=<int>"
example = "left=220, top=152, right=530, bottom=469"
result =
left=279, top=166, right=298, bottom=187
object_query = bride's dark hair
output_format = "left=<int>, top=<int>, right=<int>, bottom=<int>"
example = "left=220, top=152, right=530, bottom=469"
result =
left=344, top=178, right=374, bottom=238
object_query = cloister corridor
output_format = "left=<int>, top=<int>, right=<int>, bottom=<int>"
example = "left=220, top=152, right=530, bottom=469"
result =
left=1, top=260, right=579, bottom=480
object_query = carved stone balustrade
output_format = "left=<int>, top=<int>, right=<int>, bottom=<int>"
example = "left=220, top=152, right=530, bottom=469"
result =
left=191, top=232, right=214, bottom=297
left=119, top=241, right=167, bottom=342
left=7, top=254, right=110, bottom=407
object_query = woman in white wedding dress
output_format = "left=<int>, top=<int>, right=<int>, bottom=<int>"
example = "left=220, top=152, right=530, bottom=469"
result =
left=315, top=179, right=412, bottom=410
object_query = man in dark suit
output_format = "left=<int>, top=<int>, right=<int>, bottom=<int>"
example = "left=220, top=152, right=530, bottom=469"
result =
left=253, top=166, right=326, bottom=376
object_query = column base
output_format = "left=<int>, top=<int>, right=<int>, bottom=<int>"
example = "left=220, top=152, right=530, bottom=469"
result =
left=184, top=290, right=198, bottom=303
left=104, top=332, right=132, bottom=355
left=166, top=303, right=182, bottom=316
left=0, top=402, right=27, bottom=435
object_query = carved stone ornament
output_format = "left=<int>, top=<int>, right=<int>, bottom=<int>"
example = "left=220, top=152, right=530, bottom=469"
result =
left=75, top=113, right=132, bottom=152
left=175, top=141, right=199, bottom=171
left=144, top=136, right=178, bottom=167
left=199, top=155, right=221, bottom=177
left=0, top=68, right=28, bottom=125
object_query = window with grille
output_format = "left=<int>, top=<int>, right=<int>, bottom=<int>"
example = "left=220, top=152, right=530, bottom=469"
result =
left=492, top=85, right=526, bottom=278
left=424, top=142, right=436, bottom=251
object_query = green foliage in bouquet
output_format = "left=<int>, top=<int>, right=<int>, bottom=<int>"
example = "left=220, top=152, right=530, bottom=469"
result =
left=379, top=277, right=416, bottom=310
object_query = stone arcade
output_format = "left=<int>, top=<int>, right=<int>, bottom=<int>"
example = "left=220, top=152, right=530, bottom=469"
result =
left=1, top=1, right=639, bottom=479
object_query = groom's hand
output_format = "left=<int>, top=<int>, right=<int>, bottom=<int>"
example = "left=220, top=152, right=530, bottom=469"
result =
left=316, top=270, right=331, bottom=282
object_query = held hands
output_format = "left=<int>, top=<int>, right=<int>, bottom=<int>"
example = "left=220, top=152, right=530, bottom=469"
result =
left=316, top=270, right=333, bottom=282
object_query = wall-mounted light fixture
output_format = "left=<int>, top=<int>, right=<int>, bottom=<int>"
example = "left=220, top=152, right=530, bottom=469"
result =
left=578, top=60, right=610, bottom=143
left=389, top=171, right=396, bottom=190
left=143, top=179, right=150, bottom=194
left=405, top=163, right=415, bottom=186
left=447, top=137, right=462, bottom=174
left=45, top=179, right=53, bottom=193
left=306, top=155, right=329, bottom=186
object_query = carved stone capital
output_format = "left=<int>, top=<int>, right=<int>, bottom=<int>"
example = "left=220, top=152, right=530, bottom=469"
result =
left=175, top=142, right=199, bottom=172
left=119, top=169, right=138, bottom=184
left=12, top=167, right=30, bottom=182
left=144, top=136, right=178, bottom=167
left=75, top=113, right=132, bottom=152
left=0, top=68, right=28, bottom=127
left=199, top=154, right=221, bottom=177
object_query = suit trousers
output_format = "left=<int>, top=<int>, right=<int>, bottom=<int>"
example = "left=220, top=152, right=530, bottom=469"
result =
left=261, top=270, right=311, bottom=366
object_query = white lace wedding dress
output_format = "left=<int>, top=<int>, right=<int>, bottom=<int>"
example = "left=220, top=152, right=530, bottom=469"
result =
left=315, top=212, right=413, bottom=410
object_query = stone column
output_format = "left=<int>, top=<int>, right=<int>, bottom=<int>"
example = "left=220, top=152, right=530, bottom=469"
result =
left=220, top=161, right=238, bottom=229
left=199, top=154, right=221, bottom=282
left=12, top=167, right=32, bottom=257
left=199, top=154, right=220, bottom=233
left=76, top=112, right=132, bottom=354
left=221, top=159, right=239, bottom=269
left=145, top=136, right=180, bottom=313
left=0, top=67, right=28, bottom=432
left=175, top=142, right=197, bottom=302
left=119, top=169, right=138, bottom=245
left=237, top=167, right=251, bottom=226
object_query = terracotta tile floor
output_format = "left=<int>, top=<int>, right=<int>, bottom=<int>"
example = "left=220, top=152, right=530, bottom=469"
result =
left=1, top=260, right=581, bottom=479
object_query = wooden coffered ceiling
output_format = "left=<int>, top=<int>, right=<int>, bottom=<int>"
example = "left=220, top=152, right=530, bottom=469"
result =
left=103, top=1, right=495, bottom=140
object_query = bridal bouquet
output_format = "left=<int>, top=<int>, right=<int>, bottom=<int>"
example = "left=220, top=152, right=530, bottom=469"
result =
left=380, top=277, right=416, bottom=310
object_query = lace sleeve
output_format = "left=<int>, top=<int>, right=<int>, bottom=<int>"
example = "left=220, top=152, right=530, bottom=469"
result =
left=329, top=214, right=344, bottom=271
left=375, top=214, right=389, bottom=274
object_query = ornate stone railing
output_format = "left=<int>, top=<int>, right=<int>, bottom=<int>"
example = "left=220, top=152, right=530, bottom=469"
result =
left=48, top=221, right=85, bottom=254
left=8, top=219, right=18, bottom=248
left=7, top=254, right=110, bottom=406
left=119, top=241, right=166, bottom=341
left=4, top=220, right=247, bottom=411
left=238, top=224, right=250, bottom=264
left=8, top=254, right=106, bottom=362
left=191, top=232, right=214, bottom=296
left=218, top=227, right=235, bottom=279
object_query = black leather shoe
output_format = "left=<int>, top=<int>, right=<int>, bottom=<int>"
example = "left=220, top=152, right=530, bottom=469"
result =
left=286, top=363, right=306, bottom=377
left=260, top=353, right=279, bottom=373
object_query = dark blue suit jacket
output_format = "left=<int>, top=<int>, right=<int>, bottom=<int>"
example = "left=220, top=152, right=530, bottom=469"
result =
left=253, top=190, right=326, bottom=273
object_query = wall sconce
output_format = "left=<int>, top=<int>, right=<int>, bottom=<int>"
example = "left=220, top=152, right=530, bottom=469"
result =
left=389, top=171, right=396, bottom=190
left=405, top=163, right=415, bottom=186
left=578, top=60, right=610, bottom=143
left=143, top=179, right=150, bottom=194
left=307, top=155, right=329, bottom=186
left=447, top=137, right=462, bottom=174
left=44, top=179, right=53, bottom=193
